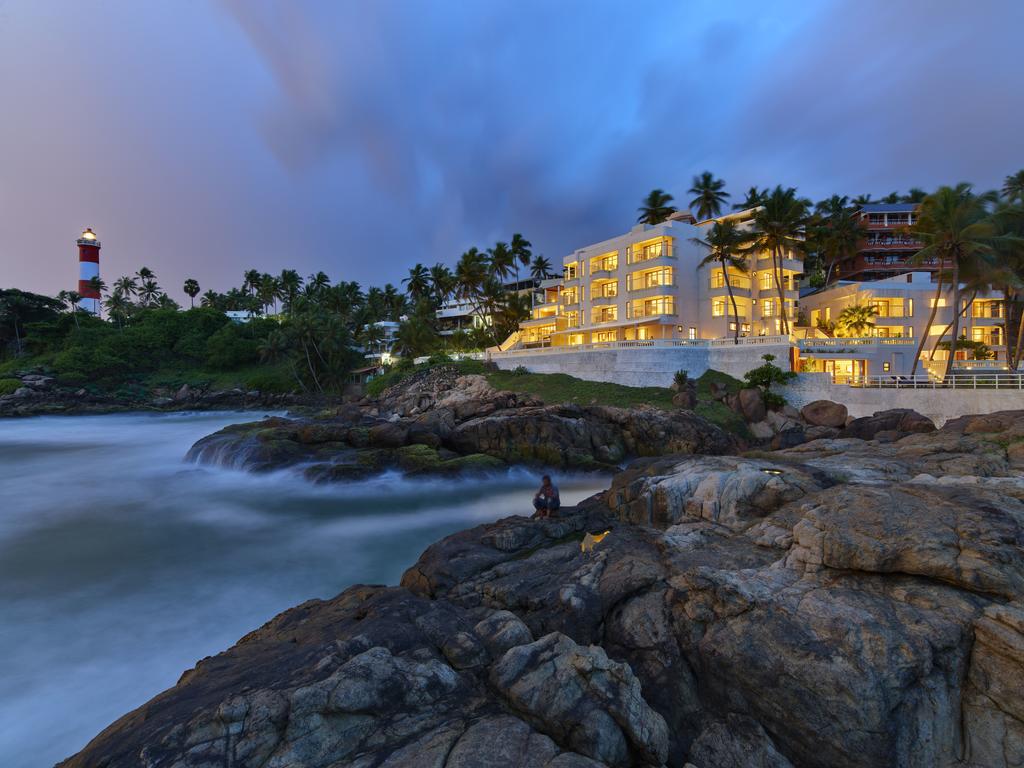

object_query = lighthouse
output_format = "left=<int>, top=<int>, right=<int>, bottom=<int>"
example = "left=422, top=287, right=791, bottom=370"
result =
left=77, top=228, right=101, bottom=314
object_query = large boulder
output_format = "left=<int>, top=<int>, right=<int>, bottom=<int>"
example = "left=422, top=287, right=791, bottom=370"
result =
left=842, top=408, right=935, bottom=441
left=491, top=632, right=670, bottom=768
left=800, top=399, right=848, bottom=428
left=737, top=387, right=766, bottom=423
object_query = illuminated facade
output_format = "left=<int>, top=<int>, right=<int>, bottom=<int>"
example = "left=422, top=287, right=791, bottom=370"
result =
left=515, top=208, right=804, bottom=348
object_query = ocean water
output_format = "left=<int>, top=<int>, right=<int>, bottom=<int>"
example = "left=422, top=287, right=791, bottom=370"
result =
left=0, top=411, right=608, bottom=766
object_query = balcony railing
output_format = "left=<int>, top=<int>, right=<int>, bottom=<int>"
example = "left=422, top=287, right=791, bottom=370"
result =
left=627, top=306, right=677, bottom=319
left=710, top=275, right=752, bottom=290
left=490, top=335, right=793, bottom=357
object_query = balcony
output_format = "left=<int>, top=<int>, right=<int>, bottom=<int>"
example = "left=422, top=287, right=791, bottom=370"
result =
left=628, top=283, right=677, bottom=300
left=627, top=306, right=677, bottom=319
left=560, top=294, right=580, bottom=307
left=862, top=236, right=921, bottom=251
left=590, top=292, right=618, bottom=304
left=709, top=275, right=752, bottom=291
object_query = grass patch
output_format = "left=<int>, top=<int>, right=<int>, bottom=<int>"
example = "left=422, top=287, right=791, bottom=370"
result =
left=0, top=378, right=22, bottom=396
left=141, top=362, right=295, bottom=393
left=485, top=371, right=675, bottom=409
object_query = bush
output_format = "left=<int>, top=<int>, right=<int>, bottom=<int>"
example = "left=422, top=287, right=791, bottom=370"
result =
left=205, top=324, right=260, bottom=369
left=0, top=378, right=21, bottom=396
left=743, top=354, right=797, bottom=407
left=673, top=370, right=690, bottom=388
left=426, top=352, right=453, bottom=366
left=511, top=365, right=529, bottom=376
left=365, top=367, right=407, bottom=397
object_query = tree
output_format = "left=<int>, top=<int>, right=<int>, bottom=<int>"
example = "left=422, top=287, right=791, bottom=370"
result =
left=733, top=186, right=767, bottom=211
left=688, top=171, right=729, bottom=220
left=690, top=220, right=753, bottom=343
left=910, top=184, right=1003, bottom=377
left=903, top=188, right=928, bottom=204
left=403, top=263, right=430, bottom=302
left=57, top=290, right=82, bottom=329
left=139, top=279, right=161, bottom=307
left=487, top=241, right=515, bottom=282
left=751, top=186, right=810, bottom=335
left=307, top=271, right=331, bottom=295
left=637, top=189, right=677, bottom=225
left=114, top=275, right=138, bottom=299
left=278, top=269, right=303, bottom=313
left=183, top=278, right=200, bottom=308
left=836, top=304, right=878, bottom=337
left=743, top=354, right=797, bottom=408
left=510, top=233, right=532, bottom=284
left=103, top=290, right=130, bottom=329
left=455, top=247, right=488, bottom=312
left=429, top=263, right=454, bottom=308
left=530, top=255, right=553, bottom=280
left=200, top=290, right=222, bottom=309
left=1003, top=170, right=1024, bottom=204
left=809, top=201, right=867, bottom=283
left=137, top=266, right=156, bottom=282
left=852, top=194, right=874, bottom=206
left=881, top=191, right=901, bottom=204
left=0, top=289, right=62, bottom=356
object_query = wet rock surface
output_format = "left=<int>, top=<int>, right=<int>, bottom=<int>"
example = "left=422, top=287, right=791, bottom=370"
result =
left=62, top=411, right=1024, bottom=767
left=185, top=367, right=739, bottom=479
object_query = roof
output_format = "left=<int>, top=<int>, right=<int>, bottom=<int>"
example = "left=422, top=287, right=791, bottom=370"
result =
left=857, top=203, right=919, bottom=213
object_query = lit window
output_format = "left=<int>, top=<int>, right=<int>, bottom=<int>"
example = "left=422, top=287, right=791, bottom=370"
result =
left=883, top=362, right=891, bottom=372
left=688, top=327, right=696, bottom=340
left=712, top=299, right=726, bottom=317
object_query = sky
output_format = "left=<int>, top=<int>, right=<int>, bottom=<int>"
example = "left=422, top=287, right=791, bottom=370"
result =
left=1, top=0, right=1022, bottom=303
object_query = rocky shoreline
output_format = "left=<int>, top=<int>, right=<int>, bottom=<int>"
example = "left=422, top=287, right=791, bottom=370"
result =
left=185, top=367, right=740, bottom=479
left=59, top=407, right=1024, bottom=767
left=0, top=370, right=309, bottom=418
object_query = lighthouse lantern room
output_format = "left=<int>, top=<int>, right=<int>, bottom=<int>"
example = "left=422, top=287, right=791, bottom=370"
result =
left=77, top=228, right=101, bottom=314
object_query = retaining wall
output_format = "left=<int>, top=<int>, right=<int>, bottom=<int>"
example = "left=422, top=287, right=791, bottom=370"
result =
left=778, top=373, right=1024, bottom=427
left=491, top=343, right=792, bottom=387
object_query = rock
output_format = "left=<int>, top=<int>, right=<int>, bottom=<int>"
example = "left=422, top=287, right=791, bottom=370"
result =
left=491, top=632, right=670, bottom=767
left=804, top=425, right=840, bottom=441
left=748, top=420, right=774, bottom=440
left=20, top=374, right=54, bottom=388
left=737, top=387, right=766, bottom=423
left=150, top=397, right=174, bottom=407
left=843, top=408, right=935, bottom=440
left=672, top=390, right=697, bottom=409
left=800, top=399, right=848, bottom=428
left=368, top=421, right=409, bottom=448
left=12, top=387, right=33, bottom=398
left=770, top=425, right=806, bottom=450
left=474, top=610, right=534, bottom=657
left=174, top=383, right=192, bottom=401
left=709, top=381, right=729, bottom=401
left=687, top=714, right=794, bottom=768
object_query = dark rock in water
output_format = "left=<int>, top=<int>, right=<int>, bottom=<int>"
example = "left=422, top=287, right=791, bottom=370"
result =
left=184, top=368, right=739, bottom=479
left=60, top=411, right=1024, bottom=767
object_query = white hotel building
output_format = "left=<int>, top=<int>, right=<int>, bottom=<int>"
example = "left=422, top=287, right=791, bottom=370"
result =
left=505, top=209, right=1012, bottom=381
left=519, top=208, right=802, bottom=349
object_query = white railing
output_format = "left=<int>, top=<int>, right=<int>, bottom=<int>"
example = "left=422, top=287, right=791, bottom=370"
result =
left=797, top=337, right=917, bottom=349
left=844, top=374, right=1024, bottom=389
left=488, top=335, right=792, bottom=357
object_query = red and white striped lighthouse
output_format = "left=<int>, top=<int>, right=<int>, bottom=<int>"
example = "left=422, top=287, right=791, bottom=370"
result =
left=77, top=228, right=101, bottom=314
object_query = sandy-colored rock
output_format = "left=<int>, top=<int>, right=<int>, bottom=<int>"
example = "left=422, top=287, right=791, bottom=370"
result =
left=800, top=399, right=848, bottom=428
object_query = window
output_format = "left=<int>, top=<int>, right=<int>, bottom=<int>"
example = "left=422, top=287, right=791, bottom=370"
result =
left=688, top=327, right=696, bottom=340
left=592, top=306, right=617, bottom=324
left=595, top=330, right=617, bottom=342
left=712, top=299, right=726, bottom=317
left=759, top=272, right=774, bottom=290
left=762, top=299, right=778, bottom=317
left=564, top=263, right=579, bottom=281
left=883, top=362, right=891, bottom=372
left=929, top=297, right=947, bottom=308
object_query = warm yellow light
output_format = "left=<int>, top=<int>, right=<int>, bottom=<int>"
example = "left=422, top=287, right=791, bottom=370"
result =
left=80, top=228, right=97, bottom=240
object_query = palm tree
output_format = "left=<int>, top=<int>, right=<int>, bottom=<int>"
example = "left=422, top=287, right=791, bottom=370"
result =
left=1003, top=170, right=1024, bottom=204
left=815, top=195, right=849, bottom=216
left=104, top=290, right=130, bottom=329
left=751, top=186, right=810, bottom=335
left=836, top=304, right=878, bottom=337
left=852, top=194, right=874, bottom=207
left=278, top=269, right=303, bottom=313
left=114, top=275, right=138, bottom=300
left=307, top=271, right=331, bottom=295
left=139, top=279, right=161, bottom=307
left=487, top=242, right=515, bottom=282
left=455, top=247, right=488, bottom=311
left=903, top=188, right=928, bottom=204
left=183, top=278, right=200, bottom=308
left=358, top=322, right=386, bottom=357
left=382, top=283, right=405, bottom=321
left=428, top=263, right=454, bottom=307
left=637, top=189, right=677, bottom=225
left=200, top=290, right=221, bottom=309
left=910, top=184, right=1002, bottom=376
left=688, top=171, right=730, bottom=220
left=530, top=255, right=553, bottom=280
left=403, top=263, right=430, bottom=302
left=56, top=290, right=82, bottom=328
left=510, top=233, right=532, bottom=284
left=137, top=266, right=156, bottom=283
left=881, top=192, right=901, bottom=204
left=733, top=186, right=767, bottom=211
left=690, top=220, right=753, bottom=343
left=243, top=269, right=262, bottom=297
left=810, top=203, right=867, bottom=284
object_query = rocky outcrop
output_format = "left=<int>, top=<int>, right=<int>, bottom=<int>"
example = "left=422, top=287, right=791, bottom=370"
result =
left=63, top=411, right=1024, bottom=767
left=186, top=368, right=739, bottom=478
left=0, top=369, right=302, bottom=417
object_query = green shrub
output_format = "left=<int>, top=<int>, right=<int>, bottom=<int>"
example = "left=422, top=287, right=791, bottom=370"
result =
left=743, top=354, right=797, bottom=407
left=426, top=352, right=453, bottom=366
left=366, top=367, right=407, bottom=397
left=205, top=324, right=260, bottom=369
left=511, top=365, right=529, bottom=376
left=0, top=378, right=21, bottom=396
left=673, top=370, right=690, bottom=388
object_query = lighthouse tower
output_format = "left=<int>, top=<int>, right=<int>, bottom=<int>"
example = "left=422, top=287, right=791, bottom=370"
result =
left=77, top=228, right=101, bottom=314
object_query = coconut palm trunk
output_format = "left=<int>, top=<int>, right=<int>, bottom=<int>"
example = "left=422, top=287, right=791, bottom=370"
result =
left=723, top=264, right=740, bottom=344
left=1012, top=298, right=1024, bottom=371
left=928, top=291, right=976, bottom=361
left=944, top=267, right=964, bottom=378
left=910, top=276, right=945, bottom=376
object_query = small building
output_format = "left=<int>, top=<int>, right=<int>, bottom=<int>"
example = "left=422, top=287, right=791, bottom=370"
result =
left=834, top=203, right=928, bottom=283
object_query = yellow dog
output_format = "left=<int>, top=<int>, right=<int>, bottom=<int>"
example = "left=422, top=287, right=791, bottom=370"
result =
left=580, top=530, right=611, bottom=554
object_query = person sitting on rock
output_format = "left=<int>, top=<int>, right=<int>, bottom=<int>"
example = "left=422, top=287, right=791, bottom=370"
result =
left=532, top=475, right=560, bottom=518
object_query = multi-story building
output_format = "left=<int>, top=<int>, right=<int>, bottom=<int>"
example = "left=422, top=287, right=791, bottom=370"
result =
left=515, top=209, right=804, bottom=348
left=834, top=203, right=933, bottom=282
left=797, top=271, right=1007, bottom=380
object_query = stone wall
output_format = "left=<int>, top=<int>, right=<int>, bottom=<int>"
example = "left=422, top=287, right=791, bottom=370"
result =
left=491, top=343, right=792, bottom=388
left=778, top=373, right=1024, bottom=426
